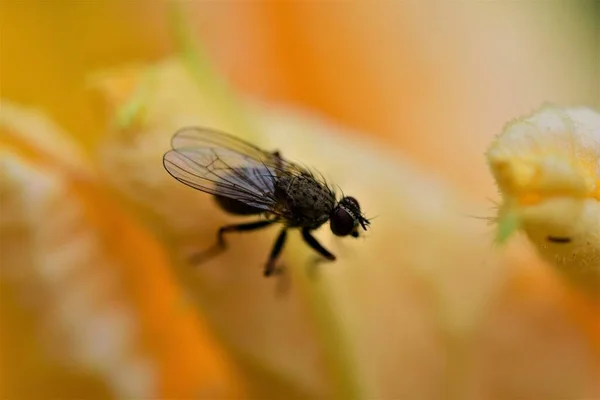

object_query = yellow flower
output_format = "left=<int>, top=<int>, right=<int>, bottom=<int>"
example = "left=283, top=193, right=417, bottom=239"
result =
left=86, top=57, right=600, bottom=399
left=2, top=1, right=599, bottom=398
left=0, top=100, right=245, bottom=399
left=487, top=104, right=600, bottom=296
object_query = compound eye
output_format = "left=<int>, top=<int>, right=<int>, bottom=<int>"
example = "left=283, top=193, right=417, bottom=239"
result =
left=343, top=196, right=360, bottom=210
left=330, top=207, right=355, bottom=236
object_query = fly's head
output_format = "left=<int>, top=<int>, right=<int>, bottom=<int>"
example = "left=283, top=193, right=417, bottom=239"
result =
left=330, top=196, right=370, bottom=238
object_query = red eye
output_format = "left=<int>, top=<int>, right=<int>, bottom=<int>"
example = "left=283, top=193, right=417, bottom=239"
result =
left=330, top=207, right=355, bottom=236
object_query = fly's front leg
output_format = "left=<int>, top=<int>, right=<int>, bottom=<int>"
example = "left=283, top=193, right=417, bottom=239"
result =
left=190, top=220, right=274, bottom=265
left=301, top=228, right=336, bottom=261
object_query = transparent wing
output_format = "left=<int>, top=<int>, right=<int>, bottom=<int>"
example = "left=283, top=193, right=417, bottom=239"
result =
left=163, top=127, right=282, bottom=210
left=170, top=126, right=275, bottom=163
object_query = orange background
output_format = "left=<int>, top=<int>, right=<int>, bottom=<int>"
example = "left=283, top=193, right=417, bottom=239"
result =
left=1, top=1, right=598, bottom=399
left=3, top=1, right=598, bottom=196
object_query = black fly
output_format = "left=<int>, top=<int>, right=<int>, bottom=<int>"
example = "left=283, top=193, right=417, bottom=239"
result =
left=163, top=127, right=370, bottom=277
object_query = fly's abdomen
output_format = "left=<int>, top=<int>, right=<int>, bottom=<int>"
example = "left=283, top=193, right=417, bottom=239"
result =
left=214, top=195, right=264, bottom=215
left=213, top=166, right=275, bottom=215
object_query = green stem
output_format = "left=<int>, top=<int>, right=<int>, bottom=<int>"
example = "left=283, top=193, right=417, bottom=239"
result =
left=291, top=248, right=365, bottom=400
left=168, top=1, right=261, bottom=141
left=113, top=66, right=156, bottom=130
left=167, top=4, right=365, bottom=397
left=495, top=202, right=521, bottom=245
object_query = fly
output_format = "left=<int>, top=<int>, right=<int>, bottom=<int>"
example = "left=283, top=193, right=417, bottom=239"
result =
left=163, top=127, right=370, bottom=277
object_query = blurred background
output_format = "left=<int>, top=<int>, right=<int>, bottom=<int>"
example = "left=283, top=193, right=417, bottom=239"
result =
left=2, top=0, right=598, bottom=198
left=1, top=1, right=599, bottom=399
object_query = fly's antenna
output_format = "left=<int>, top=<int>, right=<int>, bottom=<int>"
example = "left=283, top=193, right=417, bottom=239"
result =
left=358, top=214, right=371, bottom=230
left=363, top=214, right=378, bottom=223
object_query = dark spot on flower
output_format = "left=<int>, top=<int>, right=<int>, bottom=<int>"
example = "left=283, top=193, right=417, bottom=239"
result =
left=547, top=236, right=572, bottom=244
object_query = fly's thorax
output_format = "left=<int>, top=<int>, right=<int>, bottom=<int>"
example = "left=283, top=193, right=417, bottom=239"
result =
left=274, top=173, right=335, bottom=228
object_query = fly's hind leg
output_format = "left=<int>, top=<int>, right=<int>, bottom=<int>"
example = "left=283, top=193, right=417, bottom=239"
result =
left=190, top=220, right=274, bottom=265
left=217, top=220, right=275, bottom=247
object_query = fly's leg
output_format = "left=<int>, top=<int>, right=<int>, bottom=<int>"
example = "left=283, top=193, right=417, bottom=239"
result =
left=301, top=228, right=336, bottom=261
left=190, top=220, right=274, bottom=264
left=217, top=220, right=274, bottom=246
left=264, top=228, right=288, bottom=277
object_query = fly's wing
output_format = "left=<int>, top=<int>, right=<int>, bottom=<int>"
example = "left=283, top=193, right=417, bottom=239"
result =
left=163, top=127, right=282, bottom=210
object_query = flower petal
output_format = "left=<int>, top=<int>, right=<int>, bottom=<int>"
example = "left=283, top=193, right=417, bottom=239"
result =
left=487, top=104, right=600, bottom=297
left=92, top=59, right=599, bottom=398
left=0, top=101, right=245, bottom=399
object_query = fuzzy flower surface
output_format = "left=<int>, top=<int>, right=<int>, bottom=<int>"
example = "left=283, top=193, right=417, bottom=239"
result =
left=85, top=58, right=599, bottom=399
left=487, top=104, right=600, bottom=296
left=1, top=1, right=599, bottom=398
